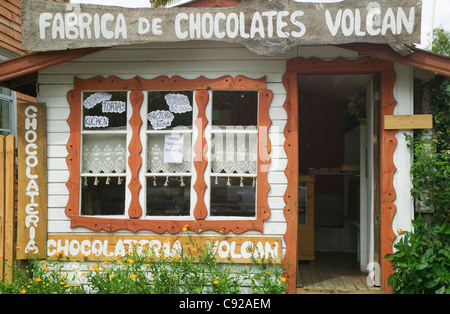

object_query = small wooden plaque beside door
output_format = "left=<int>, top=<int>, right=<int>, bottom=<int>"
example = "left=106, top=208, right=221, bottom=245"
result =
left=384, top=114, right=433, bottom=130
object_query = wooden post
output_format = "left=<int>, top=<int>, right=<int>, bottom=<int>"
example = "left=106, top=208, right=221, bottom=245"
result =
left=0, top=136, right=5, bottom=282
left=379, top=71, right=398, bottom=294
left=3, top=135, right=16, bottom=283
left=282, top=71, right=299, bottom=294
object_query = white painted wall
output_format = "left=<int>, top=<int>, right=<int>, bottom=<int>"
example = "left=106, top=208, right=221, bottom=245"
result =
left=392, top=64, right=415, bottom=247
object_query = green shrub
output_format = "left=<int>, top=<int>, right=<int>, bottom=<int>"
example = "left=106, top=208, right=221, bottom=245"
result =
left=385, top=215, right=450, bottom=294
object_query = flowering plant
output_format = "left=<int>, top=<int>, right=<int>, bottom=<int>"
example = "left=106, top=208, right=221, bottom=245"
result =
left=0, top=233, right=287, bottom=294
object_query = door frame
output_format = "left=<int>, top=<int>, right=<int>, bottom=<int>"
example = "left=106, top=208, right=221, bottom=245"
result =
left=282, top=57, right=397, bottom=294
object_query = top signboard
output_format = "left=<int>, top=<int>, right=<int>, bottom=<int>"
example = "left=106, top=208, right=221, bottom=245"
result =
left=22, top=0, right=422, bottom=56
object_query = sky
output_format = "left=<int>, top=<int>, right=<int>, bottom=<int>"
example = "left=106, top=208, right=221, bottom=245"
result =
left=70, top=0, right=450, bottom=49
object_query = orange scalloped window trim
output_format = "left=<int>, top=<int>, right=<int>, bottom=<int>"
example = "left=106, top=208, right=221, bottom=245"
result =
left=66, top=75, right=271, bottom=234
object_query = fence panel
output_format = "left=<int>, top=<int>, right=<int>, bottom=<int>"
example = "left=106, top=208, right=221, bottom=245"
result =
left=0, top=135, right=16, bottom=283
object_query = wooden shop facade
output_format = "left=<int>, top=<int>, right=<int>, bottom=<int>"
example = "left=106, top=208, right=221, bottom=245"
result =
left=1, top=0, right=449, bottom=294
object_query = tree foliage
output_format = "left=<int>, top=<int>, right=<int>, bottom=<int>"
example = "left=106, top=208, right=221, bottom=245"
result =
left=149, top=0, right=176, bottom=8
left=432, top=27, right=450, bottom=56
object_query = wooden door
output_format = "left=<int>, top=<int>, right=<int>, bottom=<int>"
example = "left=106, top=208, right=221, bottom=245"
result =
left=297, top=175, right=315, bottom=261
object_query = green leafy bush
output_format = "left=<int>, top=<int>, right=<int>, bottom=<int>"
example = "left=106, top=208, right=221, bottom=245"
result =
left=385, top=216, right=450, bottom=294
left=406, top=134, right=450, bottom=217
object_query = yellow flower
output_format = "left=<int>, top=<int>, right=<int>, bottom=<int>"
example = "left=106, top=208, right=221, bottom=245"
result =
left=280, top=277, right=287, bottom=283
left=397, top=228, right=403, bottom=235
left=109, top=274, right=115, bottom=279
left=127, top=259, right=134, bottom=264
left=173, top=254, right=179, bottom=259
left=213, top=280, right=219, bottom=285
left=130, top=274, right=137, bottom=280
left=144, top=264, right=150, bottom=268
left=40, top=260, right=46, bottom=264
left=35, top=278, right=42, bottom=282
left=182, top=227, right=188, bottom=232
left=61, top=274, right=66, bottom=278
left=20, top=289, right=27, bottom=294
left=191, top=248, right=197, bottom=253
left=64, top=285, right=70, bottom=288
left=81, top=272, right=87, bottom=276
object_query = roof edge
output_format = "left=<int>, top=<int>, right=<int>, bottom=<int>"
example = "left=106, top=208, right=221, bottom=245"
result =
left=337, top=43, right=450, bottom=77
left=1, top=43, right=449, bottom=97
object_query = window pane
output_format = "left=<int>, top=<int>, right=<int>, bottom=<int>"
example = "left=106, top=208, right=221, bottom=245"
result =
left=147, top=91, right=193, bottom=130
left=82, top=134, right=127, bottom=174
left=0, top=99, right=10, bottom=130
left=212, top=91, right=257, bottom=127
left=146, top=133, right=192, bottom=174
left=146, top=176, right=191, bottom=216
left=0, top=87, right=12, bottom=97
left=82, top=91, right=127, bottom=130
left=81, top=176, right=126, bottom=216
left=210, top=176, right=256, bottom=217
left=211, top=130, right=257, bottom=175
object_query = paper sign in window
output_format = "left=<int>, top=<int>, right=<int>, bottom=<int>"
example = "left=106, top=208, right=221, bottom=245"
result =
left=164, top=134, right=184, bottom=163
left=83, top=92, right=112, bottom=109
left=148, top=110, right=174, bottom=130
left=102, top=100, right=126, bottom=113
left=165, top=93, right=193, bottom=114
left=84, top=115, right=109, bottom=128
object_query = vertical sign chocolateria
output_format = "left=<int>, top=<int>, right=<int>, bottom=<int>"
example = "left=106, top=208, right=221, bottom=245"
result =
left=17, top=103, right=47, bottom=259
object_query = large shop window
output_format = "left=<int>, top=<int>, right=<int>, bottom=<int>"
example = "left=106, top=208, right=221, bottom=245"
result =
left=66, top=76, right=272, bottom=234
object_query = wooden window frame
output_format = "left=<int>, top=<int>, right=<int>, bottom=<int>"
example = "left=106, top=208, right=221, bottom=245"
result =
left=65, top=75, right=272, bottom=234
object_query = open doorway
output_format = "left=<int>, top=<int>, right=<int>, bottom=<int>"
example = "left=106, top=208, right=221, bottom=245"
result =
left=297, top=74, right=381, bottom=292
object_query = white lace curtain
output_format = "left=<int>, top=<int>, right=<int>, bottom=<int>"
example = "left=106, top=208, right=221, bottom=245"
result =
left=146, top=133, right=192, bottom=174
left=82, top=134, right=127, bottom=174
left=211, top=126, right=257, bottom=175
left=81, top=126, right=257, bottom=186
